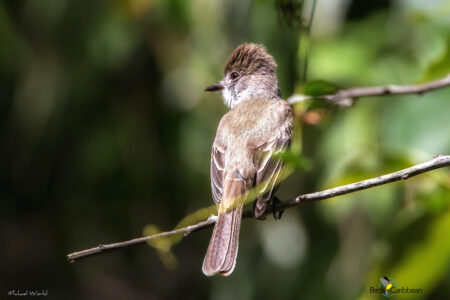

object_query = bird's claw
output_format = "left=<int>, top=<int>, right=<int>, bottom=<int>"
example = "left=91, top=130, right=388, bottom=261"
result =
left=272, top=196, right=284, bottom=220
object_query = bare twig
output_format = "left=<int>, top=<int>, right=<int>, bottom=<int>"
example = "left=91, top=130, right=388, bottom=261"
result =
left=67, top=154, right=450, bottom=262
left=67, top=217, right=217, bottom=262
left=276, top=154, right=450, bottom=209
left=288, top=73, right=450, bottom=106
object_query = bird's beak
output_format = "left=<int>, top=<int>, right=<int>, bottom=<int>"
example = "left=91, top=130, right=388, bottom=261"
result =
left=204, top=82, right=224, bottom=92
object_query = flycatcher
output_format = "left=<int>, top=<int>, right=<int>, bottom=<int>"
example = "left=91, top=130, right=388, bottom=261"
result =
left=202, top=43, right=293, bottom=276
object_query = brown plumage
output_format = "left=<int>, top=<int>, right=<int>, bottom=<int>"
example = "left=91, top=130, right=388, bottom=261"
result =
left=203, top=43, right=293, bottom=276
left=224, top=43, right=277, bottom=75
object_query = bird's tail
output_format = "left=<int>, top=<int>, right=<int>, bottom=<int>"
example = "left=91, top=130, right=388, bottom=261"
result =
left=202, top=177, right=246, bottom=276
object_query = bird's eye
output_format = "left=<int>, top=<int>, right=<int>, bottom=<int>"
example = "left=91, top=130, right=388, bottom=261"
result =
left=230, top=71, right=239, bottom=80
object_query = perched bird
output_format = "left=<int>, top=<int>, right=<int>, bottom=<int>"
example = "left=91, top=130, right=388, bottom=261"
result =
left=202, top=43, right=293, bottom=276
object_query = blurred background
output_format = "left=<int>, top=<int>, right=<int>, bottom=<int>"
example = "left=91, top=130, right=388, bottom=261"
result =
left=1, top=0, right=450, bottom=299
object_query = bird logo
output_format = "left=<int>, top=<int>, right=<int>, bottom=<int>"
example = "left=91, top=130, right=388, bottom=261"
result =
left=379, top=276, right=396, bottom=297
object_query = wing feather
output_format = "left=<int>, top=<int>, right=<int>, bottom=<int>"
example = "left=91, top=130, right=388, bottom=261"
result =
left=253, top=116, right=292, bottom=217
left=211, top=144, right=226, bottom=204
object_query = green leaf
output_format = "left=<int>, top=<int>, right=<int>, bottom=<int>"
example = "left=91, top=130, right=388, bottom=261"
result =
left=144, top=204, right=216, bottom=250
left=422, top=39, right=450, bottom=81
left=304, top=80, right=339, bottom=97
left=274, top=150, right=311, bottom=171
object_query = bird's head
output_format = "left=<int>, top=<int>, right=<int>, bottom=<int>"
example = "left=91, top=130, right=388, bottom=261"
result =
left=205, top=43, right=281, bottom=109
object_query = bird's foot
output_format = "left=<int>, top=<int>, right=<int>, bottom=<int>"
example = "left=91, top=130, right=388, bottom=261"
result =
left=272, top=196, right=284, bottom=220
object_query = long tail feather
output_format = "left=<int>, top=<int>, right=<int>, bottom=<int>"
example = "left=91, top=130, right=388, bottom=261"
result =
left=202, top=178, right=245, bottom=276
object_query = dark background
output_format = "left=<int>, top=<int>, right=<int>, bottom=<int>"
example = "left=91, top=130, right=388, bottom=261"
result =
left=1, top=0, right=449, bottom=299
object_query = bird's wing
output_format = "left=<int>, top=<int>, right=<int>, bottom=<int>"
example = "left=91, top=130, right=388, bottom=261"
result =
left=380, top=278, right=389, bottom=286
left=210, top=143, right=226, bottom=204
left=253, top=115, right=292, bottom=217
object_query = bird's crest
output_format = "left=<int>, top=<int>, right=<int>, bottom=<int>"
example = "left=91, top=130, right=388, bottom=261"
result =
left=224, top=43, right=277, bottom=75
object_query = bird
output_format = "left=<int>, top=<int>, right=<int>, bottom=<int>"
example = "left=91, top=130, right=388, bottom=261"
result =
left=380, top=277, right=393, bottom=295
left=202, top=43, right=293, bottom=276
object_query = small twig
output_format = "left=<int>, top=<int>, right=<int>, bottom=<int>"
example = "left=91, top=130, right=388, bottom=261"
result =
left=288, top=74, right=450, bottom=106
left=67, top=218, right=217, bottom=262
left=67, top=155, right=450, bottom=262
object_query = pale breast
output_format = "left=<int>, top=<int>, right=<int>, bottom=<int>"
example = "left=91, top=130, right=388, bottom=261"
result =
left=215, top=99, right=293, bottom=170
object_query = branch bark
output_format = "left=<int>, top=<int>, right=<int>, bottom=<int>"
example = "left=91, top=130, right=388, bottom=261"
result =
left=288, top=73, right=450, bottom=106
left=67, top=154, right=450, bottom=262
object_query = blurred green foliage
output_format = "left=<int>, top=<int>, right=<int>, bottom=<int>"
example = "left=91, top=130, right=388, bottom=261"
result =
left=0, top=0, right=449, bottom=299
left=304, top=80, right=339, bottom=96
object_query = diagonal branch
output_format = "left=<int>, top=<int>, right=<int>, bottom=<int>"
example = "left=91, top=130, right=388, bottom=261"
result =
left=288, top=74, right=450, bottom=106
left=67, top=218, right=217, bottom=262
left=67, top=154, right=450, bottom=262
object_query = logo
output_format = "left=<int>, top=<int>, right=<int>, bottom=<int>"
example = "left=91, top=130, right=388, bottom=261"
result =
left=369, top=276, right=423, bottom=297
left=379, top=277, right=396, bottom=297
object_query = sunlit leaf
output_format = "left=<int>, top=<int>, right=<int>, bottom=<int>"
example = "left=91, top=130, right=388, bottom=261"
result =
left=144, top=205, right=216, bottom=250
left=273, top=149, right=311, bottom=171
left=304, top=80, right=339, bottom=97
left=422, top=39, right=450, bottom=81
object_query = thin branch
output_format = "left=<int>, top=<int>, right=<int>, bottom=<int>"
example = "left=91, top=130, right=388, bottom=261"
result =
left=67, top=154, right=450, bottom=262
left=288, top=73, right=450, bottom=106
left=277, top=154, right=450, bottom=210
left=67, top=217, right=217, bottom=262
